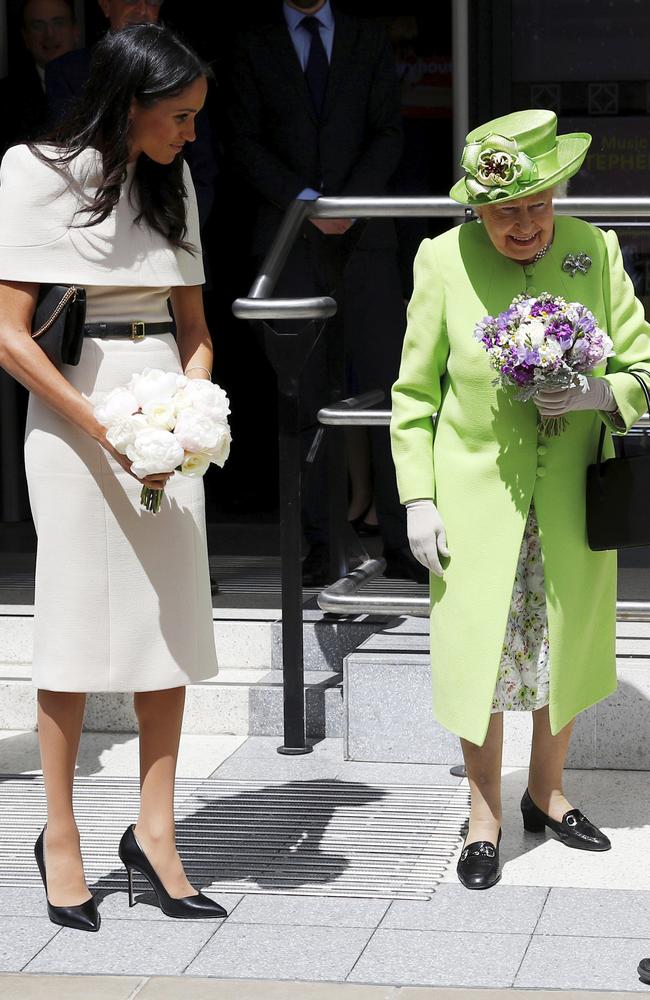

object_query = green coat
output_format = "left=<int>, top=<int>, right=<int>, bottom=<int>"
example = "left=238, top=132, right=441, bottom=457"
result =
left=390, top=216, right=650, bottom=746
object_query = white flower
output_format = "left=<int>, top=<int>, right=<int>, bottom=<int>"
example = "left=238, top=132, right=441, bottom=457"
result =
left=537, top=337, right=563, bottom=363
left=520, top=317, right=547, bottom=349
left=105, top=413, right=148, bottom=454
left=173, top=410, right=230, bottom=458
left=127, top=368, right=187, bottom=408
left=207, top=424, right=231, bottom=468
left=180, top=453, right=211, bottom=477
left=174, top=379, right=230, bottom=421
left=142, top=399, right=177, bottom=430
left=126, top=428, right=184, bottom=478
left=94, top=387, right=139, bottom=427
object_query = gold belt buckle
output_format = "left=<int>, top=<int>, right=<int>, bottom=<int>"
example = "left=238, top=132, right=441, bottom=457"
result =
left=131, top=320, right=146, bottom=341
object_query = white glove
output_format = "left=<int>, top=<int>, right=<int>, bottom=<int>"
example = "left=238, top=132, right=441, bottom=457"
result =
left=534, top=376, right=617, bottom=417
left=406, top=499, right=449, bottom=577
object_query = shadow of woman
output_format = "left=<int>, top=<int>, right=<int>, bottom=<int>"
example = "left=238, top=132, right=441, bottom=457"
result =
left=90, top=778, right=389, bottom=909
left=0, top=728, right=136, bottom=782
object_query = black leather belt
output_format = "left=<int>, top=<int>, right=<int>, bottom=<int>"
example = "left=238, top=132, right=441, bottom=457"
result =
left=84, top=321, right=173, bottom=340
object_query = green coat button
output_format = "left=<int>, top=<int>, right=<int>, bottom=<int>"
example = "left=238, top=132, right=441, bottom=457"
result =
left=536, top=467, right=546, bottom=478
left=537, top=445, right=548, bottom=456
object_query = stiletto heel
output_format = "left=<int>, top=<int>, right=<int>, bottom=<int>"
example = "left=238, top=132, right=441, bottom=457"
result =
left=118, top=824, right=227, bottom=919
left=34, top=827, right=100, bottom=932
left=125, top=866, right=135, bottom=907
left=520, top=789, right=611, bottom=851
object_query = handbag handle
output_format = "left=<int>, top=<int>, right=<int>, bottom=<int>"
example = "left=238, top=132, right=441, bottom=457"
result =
left=595, top=368, right=650, bottom=472
left=32, top=286, right=80, bottom=340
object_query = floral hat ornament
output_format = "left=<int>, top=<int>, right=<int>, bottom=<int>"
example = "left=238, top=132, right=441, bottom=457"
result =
left=450, top=109, right=591, bottom=207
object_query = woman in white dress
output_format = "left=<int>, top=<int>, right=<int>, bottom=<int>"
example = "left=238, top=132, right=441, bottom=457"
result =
left=0, top=24, right=227, bottom=930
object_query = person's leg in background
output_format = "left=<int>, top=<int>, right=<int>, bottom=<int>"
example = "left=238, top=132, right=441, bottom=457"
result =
left=344, top=246, right=428, bottom=583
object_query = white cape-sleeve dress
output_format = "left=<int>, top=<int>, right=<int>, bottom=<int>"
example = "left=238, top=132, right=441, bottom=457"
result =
left=0, top=144, right=218, bottom=691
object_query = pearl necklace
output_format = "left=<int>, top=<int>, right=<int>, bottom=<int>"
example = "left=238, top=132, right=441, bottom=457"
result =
left=530, top=235, right=554, bottom=263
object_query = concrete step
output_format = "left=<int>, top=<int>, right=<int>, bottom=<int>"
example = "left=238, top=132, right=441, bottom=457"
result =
left=0, top=665, right=342, bottom=737
left=270, top=612, right=396, bottom=673
left=344, top=619, right=650, bottom=769
left=0, top=605, right=346, bottom=737
left=0, top=606, right=277, bottom=673
left=0, top=607, right=390, bottom=675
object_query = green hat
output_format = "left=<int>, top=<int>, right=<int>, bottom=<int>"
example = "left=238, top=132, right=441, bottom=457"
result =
left=449, top=109, right=591, bottom=206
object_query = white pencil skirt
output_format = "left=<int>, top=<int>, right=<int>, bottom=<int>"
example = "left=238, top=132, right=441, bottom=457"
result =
left=24, top=333, right=218, bottom=692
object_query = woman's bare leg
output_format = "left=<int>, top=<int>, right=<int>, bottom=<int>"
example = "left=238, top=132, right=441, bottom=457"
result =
left=37, top=689, right=90, bottom=906
left=133, top=687, right=196, bottom=898
left=527, top=704, right=575, bottom=822
left=460, top=712, right=503, bottom=844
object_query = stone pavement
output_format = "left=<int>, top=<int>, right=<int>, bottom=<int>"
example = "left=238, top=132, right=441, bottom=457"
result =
left=0, top=978, right=643, bottom=999
left=1, top=732, right=650, bottom=993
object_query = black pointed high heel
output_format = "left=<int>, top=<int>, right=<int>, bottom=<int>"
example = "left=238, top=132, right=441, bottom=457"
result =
left=521, top=789, right=611, bottom=851
left=34, top=828, right=100, bottom=932
left=118, top=825, right=228, bottom=919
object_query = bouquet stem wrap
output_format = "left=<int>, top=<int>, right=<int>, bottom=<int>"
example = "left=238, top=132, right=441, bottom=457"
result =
left=538, top=415, right=567, bottom=438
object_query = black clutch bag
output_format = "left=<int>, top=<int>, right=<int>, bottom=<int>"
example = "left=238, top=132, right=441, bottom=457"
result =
left=586, top=369, right=650, bottom=550
left=31, top=284, right=87, bottom=367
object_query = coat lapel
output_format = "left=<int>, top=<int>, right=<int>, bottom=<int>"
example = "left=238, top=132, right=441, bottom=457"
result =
left=268, top=21, right=318, bottom=124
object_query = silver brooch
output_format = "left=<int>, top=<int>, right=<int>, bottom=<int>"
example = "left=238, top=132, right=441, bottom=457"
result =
left=562, top=252, right=592, bottom=277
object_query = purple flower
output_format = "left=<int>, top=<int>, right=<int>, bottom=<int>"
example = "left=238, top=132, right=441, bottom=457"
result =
left=549, top=320, right=574, bottom=349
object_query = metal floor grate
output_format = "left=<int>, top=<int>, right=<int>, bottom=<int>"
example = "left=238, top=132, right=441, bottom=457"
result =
left=0, top=776, right=469, bottom=900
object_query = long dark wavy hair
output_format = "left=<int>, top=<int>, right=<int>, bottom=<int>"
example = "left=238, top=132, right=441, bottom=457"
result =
left=29, top=24, right=211, bottom=252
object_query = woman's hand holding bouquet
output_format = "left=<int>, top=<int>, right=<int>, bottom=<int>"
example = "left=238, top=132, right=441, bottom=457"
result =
left=474, top=293, right=615, bottom=435
left=92, top=368, right=231, bottom=512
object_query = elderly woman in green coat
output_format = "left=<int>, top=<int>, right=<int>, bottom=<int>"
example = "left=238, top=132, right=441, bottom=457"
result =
left=391, top=109, right=650, bottom=890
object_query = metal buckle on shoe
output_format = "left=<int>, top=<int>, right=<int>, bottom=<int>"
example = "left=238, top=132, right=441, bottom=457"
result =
left=131, top=320, right=146, bottom=341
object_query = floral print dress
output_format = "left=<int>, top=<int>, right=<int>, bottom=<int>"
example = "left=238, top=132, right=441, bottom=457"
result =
left=491, top=503, right=550, bottom=712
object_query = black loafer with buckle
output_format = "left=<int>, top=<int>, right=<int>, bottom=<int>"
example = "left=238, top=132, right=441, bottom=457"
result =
left=456, top=830, right=502, bottom=890
left=520, top=789, right=611, bottom=851
left=637, top=957, right=650, bottom=984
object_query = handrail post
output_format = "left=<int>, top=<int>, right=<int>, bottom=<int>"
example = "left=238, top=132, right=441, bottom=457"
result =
left=276, top=372, right=313, bottom=754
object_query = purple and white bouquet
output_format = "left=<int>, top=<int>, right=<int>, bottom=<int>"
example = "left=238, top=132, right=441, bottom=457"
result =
left=92, top=368, right=231, bottom=513
left=474, top=292, right=613, bottom=435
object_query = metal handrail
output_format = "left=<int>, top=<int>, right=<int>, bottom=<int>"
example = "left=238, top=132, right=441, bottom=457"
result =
left=316, top=400, right=650, bottom=617
left=234, top=196, right=650, bottom=322
left=319, top=404, right=650, bottom=430
left=309, top=196, right=650, bottom=219
left=317, top=585, right=650, bottom=620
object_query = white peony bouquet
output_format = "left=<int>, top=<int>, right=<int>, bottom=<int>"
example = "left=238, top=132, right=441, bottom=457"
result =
left=92, top=368, right=231, bottom=513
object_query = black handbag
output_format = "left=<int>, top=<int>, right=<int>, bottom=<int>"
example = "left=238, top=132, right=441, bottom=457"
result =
left=31, top=284, right=86, bottom=367
left=586, top=368, right=650, bottom=550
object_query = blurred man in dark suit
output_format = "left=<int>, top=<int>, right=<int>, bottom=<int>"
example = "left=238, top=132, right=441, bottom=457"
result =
left=227, top=0, right=426, bottom=585
left=45, top=0, right=218, bottom=227
left=0, top=0, right=79, bottom=523
left=1, top=0, right=79, bottom=155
